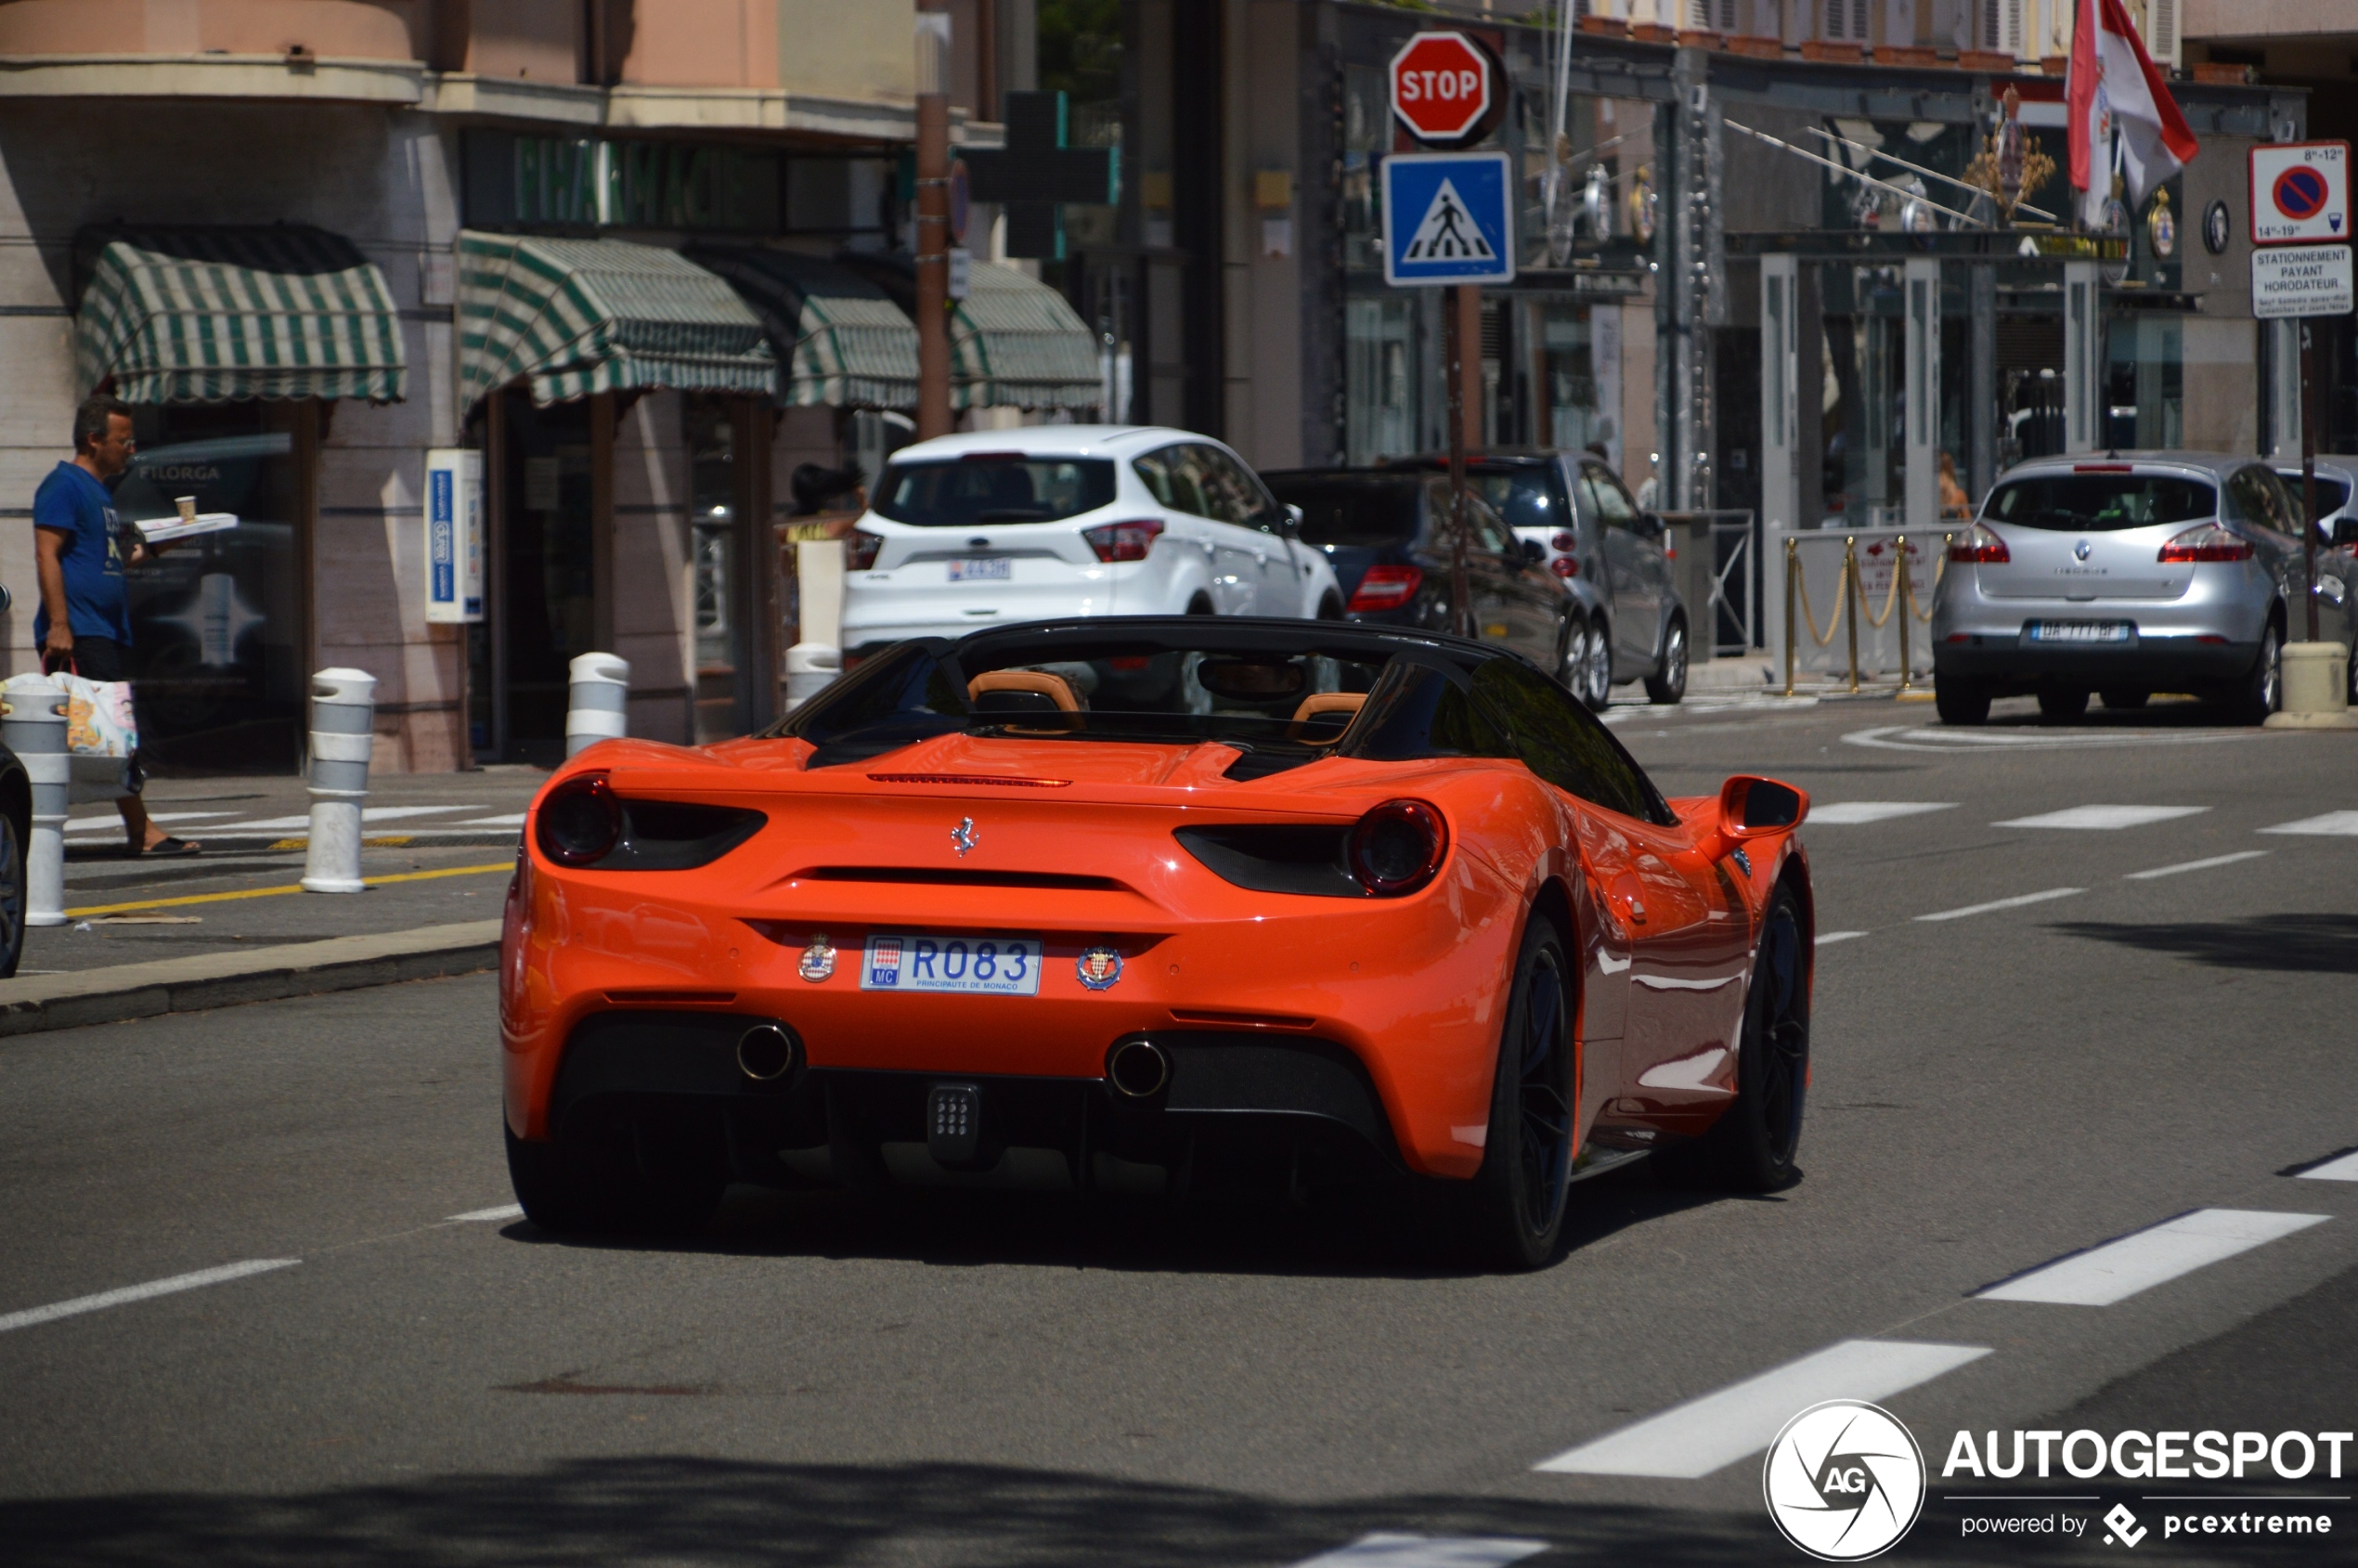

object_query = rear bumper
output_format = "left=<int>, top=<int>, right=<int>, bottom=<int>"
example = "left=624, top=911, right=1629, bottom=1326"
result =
left=1930, top=634, right=2257, bottom=688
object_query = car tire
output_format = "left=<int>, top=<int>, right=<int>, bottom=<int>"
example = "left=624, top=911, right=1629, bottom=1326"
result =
left=2347, top=637, right=2358, bottom=706
left=1455, top=913, right=1576, bottom=1271
left=0, top=810, right=24, bottom=980
left=1316, top=594, right=1343, bottom=621
left=1185, top=593, right=1214, bottom=616
left=1934, top=677, right=1990, bottom=726
left=2037, top=687, right=2089, bottom=722
left=505, top=1111, right=725, bottom=1237
left=1657, top=884, right=1808, bottom=1193
left=2222, top=621, right=2282, bottom=726
left=1643, top=616, right=1688, bottom=705
left=1577, top=619, right=1613, bottom=710
left=2099, top=689, right=2150, bottom=710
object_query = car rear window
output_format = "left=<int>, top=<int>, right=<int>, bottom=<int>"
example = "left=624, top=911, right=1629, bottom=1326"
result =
left=2278, top=473, right=2352, bottom=515
left=872, top=457, right=1116, bottom=526
left=1984, top=474, right=2216, bottom=532
left=1264, top=477, right=1422, bottom=547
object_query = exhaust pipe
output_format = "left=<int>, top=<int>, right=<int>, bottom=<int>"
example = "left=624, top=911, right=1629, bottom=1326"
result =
left=1106, top=1037, right=1171, bottom=1099
left=737, top=1023, right=802, bottom=1082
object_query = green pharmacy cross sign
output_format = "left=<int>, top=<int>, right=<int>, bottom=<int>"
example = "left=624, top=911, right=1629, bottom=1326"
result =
left=958, top=92, right=1120, bottom=261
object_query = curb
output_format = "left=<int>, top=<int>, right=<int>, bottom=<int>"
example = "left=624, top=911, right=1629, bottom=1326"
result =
left=0, top=920, right=504, bottom=1038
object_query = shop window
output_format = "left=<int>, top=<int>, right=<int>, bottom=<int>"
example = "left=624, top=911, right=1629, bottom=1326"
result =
left=686, top=398, right=742, bottom=744
left=496, top=393, right=594, bottom=759
left=115, top=404, right=306, bottom=772
left=1817, top=265, right=1907, bottom=525
left=2106, top=315, right=2184, bottom=452
left=1346, top=295, right=1419, bottom=466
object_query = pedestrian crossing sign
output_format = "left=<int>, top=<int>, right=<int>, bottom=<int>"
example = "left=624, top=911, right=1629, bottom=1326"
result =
left=1382, top=151, right=1515, bottom=286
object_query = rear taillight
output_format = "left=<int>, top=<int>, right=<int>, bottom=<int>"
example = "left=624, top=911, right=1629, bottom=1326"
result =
left=846, top=528, right=884, bottom=570
left=1082, top=518, right=1164, bottom=563
left=1550, top=556, right=1578, bottom=578
left=536, top=773, right=621, bottom=867
left=2157, top=524, right=2253, bottom=564
left=1950, top=524, right=2009, bottom=564
left=1551, top=531, right=1576, bottom=552
left=1346, top=564, right=1423, bottom=612
left=1348, top=799, right=1447, bottom=896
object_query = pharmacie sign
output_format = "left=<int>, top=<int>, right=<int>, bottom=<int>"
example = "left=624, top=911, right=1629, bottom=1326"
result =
left=463, top=131, right=780, bottom=232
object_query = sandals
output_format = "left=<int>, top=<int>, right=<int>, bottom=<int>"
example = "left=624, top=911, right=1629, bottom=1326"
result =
left=139, top=836, right=202, bottom=858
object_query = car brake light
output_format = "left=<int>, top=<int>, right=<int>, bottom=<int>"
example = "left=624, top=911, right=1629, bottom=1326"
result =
left=2157, top=524, right=2253, bottom=563
left=847, top=528, right=884, bottom=570
left=1346, top=564, right=1423, bottom=612
left=2074, top=462, right=2133, bottom=473
left=1551, top=531, right=1576, bottom=552
left=1950, top=524, right=2009, bottom=564
left=1550, top=556, right=1578, bottom=578
left=537, top=773, right=621, bottom=867
left=1082, top=518, right=1164, bottom=563
left=1347, top=799, right=1447, bottom=896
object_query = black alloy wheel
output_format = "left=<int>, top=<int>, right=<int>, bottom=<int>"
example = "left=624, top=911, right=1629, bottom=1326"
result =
left=1644, top=616, right=1689, bottom=705
left=1660, top=884, right=1809, bottom=1191
left=1458, top=914, right=1575, bottom=1270
left=0, top=811, right=23, bottom=979
left=2220, top=620, right=2282, bottom=725
left=1934, top=676, right=1990, bottom=725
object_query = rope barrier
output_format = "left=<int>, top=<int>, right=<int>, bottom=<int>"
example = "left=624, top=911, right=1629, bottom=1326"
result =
left=1859, top=549, right=1905, bottom=630
left=1793, top=551, right=1849, bottom=646
left=1909, top=537, right=1952, bottom=622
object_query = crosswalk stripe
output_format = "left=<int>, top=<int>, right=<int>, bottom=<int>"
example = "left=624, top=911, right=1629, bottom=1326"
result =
left=1807, top=802, right=1957, bottom=825
left=62, top=810, right=232, bottom=834
left=1976, top=1209, right=2328, bottom=1306
left=1994, top=805, right=2209, bottom=830
left=1533, top=1340, right=1990, bottom=1479
left=1914, top=888, right=2082, bottom=922
left=1288, top=1535, right=1548, bottom=1568
left=1815, top=930, right=1869, bottom=946
left=2260, top=810, right=2358, bottom=837
left=0, top=1259, right=300, bottom=1335
left=2294, top=1151, right=2358, bottom=1183
left=2124, top=850, right=2269, bottom=880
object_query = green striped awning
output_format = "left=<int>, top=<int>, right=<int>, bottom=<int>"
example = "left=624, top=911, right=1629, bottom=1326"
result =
left=688, top=247, right=917, bottom=408
left=74, top=227, right=406, bottom=404
left=459, top=232, right=774, bottom=408
left=951, top=261, right=1101, bottom=411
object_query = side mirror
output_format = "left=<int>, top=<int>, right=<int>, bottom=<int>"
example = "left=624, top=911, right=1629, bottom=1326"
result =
left=1696, top=774, right=1809, bottom=864
left=0, top=583, right=10, bottom=616
left=1637, top=511, right=1665, bottom=539
left=1282, top=502, right=1303, bottom=539
left=1521, top=537, right=1546, bottom=565
left=2335, top=516, right=2358, bottom=548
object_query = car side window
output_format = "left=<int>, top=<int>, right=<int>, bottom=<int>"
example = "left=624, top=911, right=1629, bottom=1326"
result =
left=2253, top=467, right=2303, bottom=535
left=1185, top=445, right=1274, bottom=529
left=1581, top=463, right=1637, bottom=530
left=1470, top=657, right=1670, bottom=823
left=2224, top=468, right=2277, bottom=532
left=1466, top=494, right=1515, bottom=557
left=1134, top=447, right=1211, bottom=517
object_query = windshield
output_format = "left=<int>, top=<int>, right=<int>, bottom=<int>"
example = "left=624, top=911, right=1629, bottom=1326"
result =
left=872, top=457, right=1116, bottom=526
left=1984, top=474, right=2216, bottom=532
left=1265, top=476, right=1422, bottom=547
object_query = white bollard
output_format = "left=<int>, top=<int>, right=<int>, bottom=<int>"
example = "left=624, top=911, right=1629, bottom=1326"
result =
left=301, top=667, right=378, bottom=894
left=565, top=653, right=630, bottom=756
left=786, top=538, right=847, bottom=713
left=2, top=679, right=70, bottom=927
left=784, top=642, right=840, bottom=712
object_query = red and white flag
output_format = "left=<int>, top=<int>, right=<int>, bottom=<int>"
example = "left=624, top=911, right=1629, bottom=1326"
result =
left=2067, top=0, right=2199, bottom=228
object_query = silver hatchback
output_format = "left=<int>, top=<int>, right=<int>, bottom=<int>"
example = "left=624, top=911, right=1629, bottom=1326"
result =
left=1930, top=453, right=2358, bottom=725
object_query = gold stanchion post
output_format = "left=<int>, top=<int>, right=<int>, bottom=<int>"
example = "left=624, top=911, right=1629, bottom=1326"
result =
left=1843, top=535, right=1861, bottom=693
left=1783, top=537, right=1798, bottom=697
left=1895, top=535, right=1911, bottom=692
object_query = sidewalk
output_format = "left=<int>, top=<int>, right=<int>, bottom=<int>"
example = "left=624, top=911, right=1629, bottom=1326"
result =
left=3, top=766, right=549, bottom=1038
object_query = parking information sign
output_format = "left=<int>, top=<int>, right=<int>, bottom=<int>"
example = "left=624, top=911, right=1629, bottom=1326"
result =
left=1381, top=151, right=1515, bottom=287
left=2250, top=142, right=2349, bottom=244
left=2251, top=243, right=2355, bottom=320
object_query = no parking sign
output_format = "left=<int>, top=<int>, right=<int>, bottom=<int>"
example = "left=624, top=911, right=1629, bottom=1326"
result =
left=2250, top=142, right=2349, bottom=244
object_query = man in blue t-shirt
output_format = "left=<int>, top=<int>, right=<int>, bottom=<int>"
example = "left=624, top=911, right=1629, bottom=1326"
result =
left=32, top=395, right=196, bottom=856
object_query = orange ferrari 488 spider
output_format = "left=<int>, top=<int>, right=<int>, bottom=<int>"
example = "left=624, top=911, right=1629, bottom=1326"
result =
left=501, top=617, right=1813, bottom=1268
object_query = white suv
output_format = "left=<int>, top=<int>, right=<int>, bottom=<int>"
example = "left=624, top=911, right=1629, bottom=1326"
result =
left=840, top=426, right=1343, bottom=652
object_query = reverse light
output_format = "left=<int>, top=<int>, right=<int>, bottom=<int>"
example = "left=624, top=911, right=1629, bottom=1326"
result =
left=846, top=528, right=884, bottom=570
left=1346, top=563, right=1424, bottom=612
left=1550, top=556, right=1579, bottom=578
left=1347, top=799, right=1447, bottom=896
left=1950, top=524, right=2010, bottom=564
left=537, top=773, right=622, bottom=866
left=1082, top=518, right=1164, bottom=563
left=2157, top=524, right=2253, bottom=564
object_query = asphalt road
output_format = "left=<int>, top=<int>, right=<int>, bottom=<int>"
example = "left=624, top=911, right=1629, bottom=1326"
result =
left=2, top=691, right=2353, bottom=1566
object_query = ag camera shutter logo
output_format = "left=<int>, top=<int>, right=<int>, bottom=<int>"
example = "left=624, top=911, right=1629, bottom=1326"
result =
left=1763, top=1400, right=1928, bottom=1561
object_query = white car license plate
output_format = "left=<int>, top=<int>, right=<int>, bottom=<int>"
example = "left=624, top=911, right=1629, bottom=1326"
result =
left=2028, top=620, right=2131, bottom=643
left=860, top=933, right=1043, bottom=995
left=948, top=557, right=1011, bottom=582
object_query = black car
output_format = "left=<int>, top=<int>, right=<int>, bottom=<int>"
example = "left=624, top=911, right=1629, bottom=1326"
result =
left=1263, top=469, right=1576, bottom=687
left=0, top=582, right=32, bottom=978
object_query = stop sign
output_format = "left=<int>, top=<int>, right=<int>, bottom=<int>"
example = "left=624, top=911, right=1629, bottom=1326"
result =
left=1390, top=32, right=1492, bottom=144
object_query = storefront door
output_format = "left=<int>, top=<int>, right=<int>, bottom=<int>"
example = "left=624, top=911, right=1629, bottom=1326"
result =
left=492, top=392, right=595, bottom=762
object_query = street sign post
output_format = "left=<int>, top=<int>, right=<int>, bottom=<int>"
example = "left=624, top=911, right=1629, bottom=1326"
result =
left=1388, top=31, right=1493, bottom=144
left=2248, top=140, right=2353, bottom=644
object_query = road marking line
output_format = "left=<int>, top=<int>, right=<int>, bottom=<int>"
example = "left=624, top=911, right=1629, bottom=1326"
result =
left=2295, top=1152, right=2358, bottom=1183
left=1816, top=931, right=1869, bottom=945
left=1289, top=1535, right=1548, bottom=1568
left=2260, top=810, right=2358, bottom=837
left=447, top=1204, right=525, bottom=1223
left=1976, top=1209, right=2329, bottom=1306
left=64, top=811, right=235, bottom=834
left=1807, top=802, right=1958, bottom=825
left=2124, top=850, right=2270, bottom=880
left=1994, top=805, right=2209, bottom=830
left=1914, top=888, right=2083, bottom=923
left=0, top=1259, right=300, bottom=1335
left=63, top=862, right=512, bottom=918
left=1533, top=1339, right=1990, bottom=1478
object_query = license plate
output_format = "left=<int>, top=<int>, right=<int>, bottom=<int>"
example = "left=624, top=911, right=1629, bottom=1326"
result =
left=860, top=933, right=1043, bottom=995
left=948, top=557, right=1011, bottom=582
left=2027, top=620, right=2132, bottom=643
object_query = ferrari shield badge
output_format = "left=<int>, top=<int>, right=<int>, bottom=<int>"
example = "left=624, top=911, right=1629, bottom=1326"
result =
left=799, top=933, right=836, bottom=983
left=1076, top=945, right=1123, bottom=991
left=951, top=816, right=978, bottom=856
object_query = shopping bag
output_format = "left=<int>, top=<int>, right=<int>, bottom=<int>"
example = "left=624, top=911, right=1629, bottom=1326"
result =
left=52, top=671, right=138, bottom=758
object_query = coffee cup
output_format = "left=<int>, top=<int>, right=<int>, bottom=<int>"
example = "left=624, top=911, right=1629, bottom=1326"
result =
left=175, top=496, right=198, bottom=525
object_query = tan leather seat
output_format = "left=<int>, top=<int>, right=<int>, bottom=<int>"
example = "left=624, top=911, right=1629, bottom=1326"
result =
left=1288, top=691, right=1365, bottom=744
left=968, top=669, right=1082, bottom=712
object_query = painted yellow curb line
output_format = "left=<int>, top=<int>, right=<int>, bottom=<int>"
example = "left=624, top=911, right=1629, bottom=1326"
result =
left=65, top=862, right=514, bottom=919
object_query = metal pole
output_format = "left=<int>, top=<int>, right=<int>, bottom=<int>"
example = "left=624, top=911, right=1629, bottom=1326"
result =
left=2302, top=319, right=2320, bottom=643
left=1445, top=283, right=1471, bottom=639
left=1782, top=536, right=1797, bottom=697
left=1843, top=534, right=1860, bottom=693
left=915, top=89, right=953, bottom=442
left=1896, top=535, right=1912, bottom=691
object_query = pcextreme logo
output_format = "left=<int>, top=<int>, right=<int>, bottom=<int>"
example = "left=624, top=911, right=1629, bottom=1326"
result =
left=1764, top=1400, right=1928, bottom=1562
